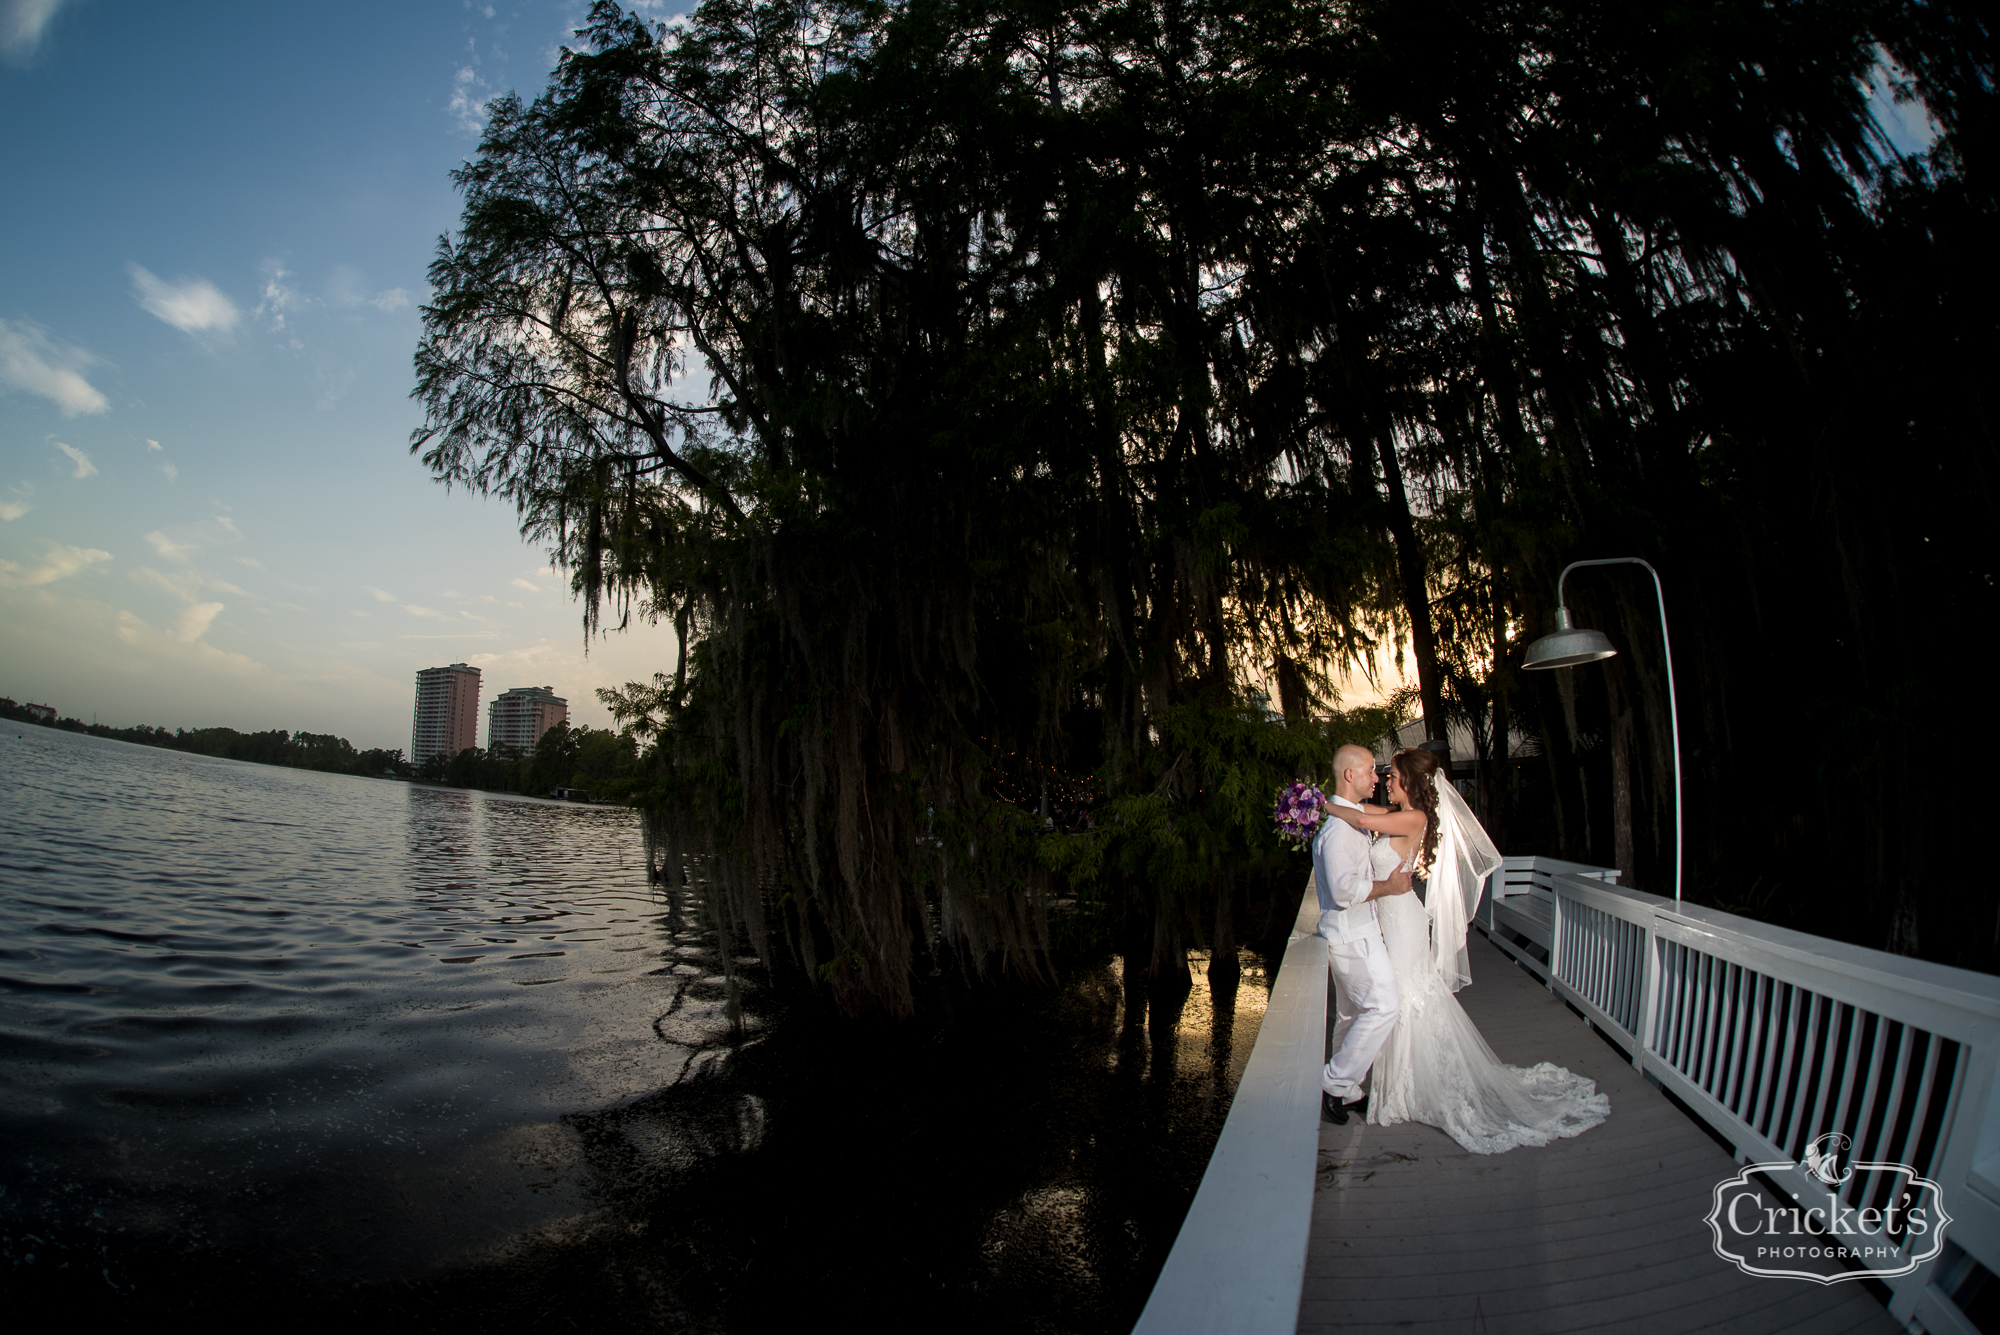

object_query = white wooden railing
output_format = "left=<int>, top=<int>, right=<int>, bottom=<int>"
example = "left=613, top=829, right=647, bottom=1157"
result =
left=1488, top=856, right=2000, bottom=1335
left=1130, top=884, right=1325, bottom=1335
left=1134, top=856, right=2000, bottom=1335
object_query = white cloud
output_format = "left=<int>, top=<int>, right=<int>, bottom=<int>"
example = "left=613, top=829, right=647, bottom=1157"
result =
left=254, top=262, right=307, bottom=332
left=159, top=462, right=178, bottom=483
left=403, top=604, right=446, bottom=619
left=365, top=585, right=398, bottom=602
left=55, top=440, right=97, bottom=477
left=142, top=518, right=239, bottom=563
left=176, top=601, right=224, bottom=642
left=145, top=530, right=192, bottom=559
left=0, top=500, right=27, bottom=521
left=237, top=556, right=261, bottom=568
left=116, top=608, right=146, bottom=644
left=145, top=438, right=162, bottom=451
left=449, top=66, right=493, bottom=135
left=331, top=265, right=413, bottom=314
left=0, top=540, right=111, bottom=587
left=0, top=317, right=110, bottom=416
left=511, top=577, right=539, bottom=591
left=131, top=564, right=196, bottom=599
left=1, top=0, right=74, bottom=62
left=130, top=264, right=240, bottom=334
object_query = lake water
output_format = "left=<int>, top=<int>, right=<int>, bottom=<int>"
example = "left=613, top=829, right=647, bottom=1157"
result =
left=0, top=725, right=1271, bottom=1328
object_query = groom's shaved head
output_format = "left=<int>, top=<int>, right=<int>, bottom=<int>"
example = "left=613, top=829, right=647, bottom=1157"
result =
left=1334, top=744, right=1375, bottom=790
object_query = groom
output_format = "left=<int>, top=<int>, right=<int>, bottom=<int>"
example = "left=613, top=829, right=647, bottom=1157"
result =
left=1315, top=744, right=1413, bottom=1125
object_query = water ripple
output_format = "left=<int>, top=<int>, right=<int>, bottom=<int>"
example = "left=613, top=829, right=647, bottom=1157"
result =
left=0, top=727, right=735, bottom=1291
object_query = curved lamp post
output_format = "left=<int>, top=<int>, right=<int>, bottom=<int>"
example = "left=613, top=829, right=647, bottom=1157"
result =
left=1522, top=558, right=1682, bottom=908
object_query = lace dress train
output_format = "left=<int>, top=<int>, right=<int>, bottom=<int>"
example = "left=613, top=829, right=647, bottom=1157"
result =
left=1368, top=844, right=1610, bottom=1154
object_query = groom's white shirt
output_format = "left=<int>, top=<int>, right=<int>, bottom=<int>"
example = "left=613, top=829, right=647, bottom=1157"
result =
left=1314, top=794, right=1378, bottom=944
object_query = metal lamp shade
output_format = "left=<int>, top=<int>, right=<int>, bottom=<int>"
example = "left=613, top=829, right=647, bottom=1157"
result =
left=1522, top=608, right=1618, bottom=670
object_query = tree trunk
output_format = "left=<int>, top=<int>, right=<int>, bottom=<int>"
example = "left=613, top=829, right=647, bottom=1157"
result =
left=1210, top=879, right=1239, bottom=981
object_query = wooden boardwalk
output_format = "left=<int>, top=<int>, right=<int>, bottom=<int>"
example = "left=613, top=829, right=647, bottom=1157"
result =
left=1300, top=932, right=1902, bottom=1335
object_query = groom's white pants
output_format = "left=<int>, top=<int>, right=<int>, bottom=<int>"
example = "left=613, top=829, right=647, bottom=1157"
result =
left=1322, top=931, right=1399, bottom=1102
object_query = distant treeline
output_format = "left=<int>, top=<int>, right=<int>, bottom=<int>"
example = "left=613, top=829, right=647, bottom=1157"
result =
left=3, top=694, right=645, bottom=801
left=417, top=723, right=642, bottom=803
left=2, top=696, right=410, bottom=779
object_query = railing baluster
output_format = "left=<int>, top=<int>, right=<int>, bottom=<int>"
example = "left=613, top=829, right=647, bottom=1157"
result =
left=1549, top=883, right=1564, bottom=993
left=1893, top=1032, right=1943, bottom=1170
left=1601, top=911, right=1616, bottom=1022
left=1738, top=970, right=1764, bottom=1115
left=1835, top=1013, right=1884, bottom=1214
left=1786, top=991, right=1829, bottom=1157
left=1675, top=941, right=1699, bottom=1070
left=1674, top=946, right=1696, bottom=1073
left=1699, top=954, right=1727, bottom=1092
left=1663, top=942, right=1685, bottom=1067
left=1636, top=927, right=1661, bottom=1075
left=1628, top=920, right=1645, bottom=1033
left=1813, top=1003, right=1859, bottom=1150
left=1837, top=1010, right=1877, bottom=1149
left=1856, top=1018, right=1897, bottom=1158
left=1608, top=916, right=1623, bottom=1027
left=1750, top=979, right=1789, bottom=1138
left=1857, top=1021, right=1913, bottom=1225
left=1722, top=962, right=1751, bottom=1112
left=1595, top=907, right=1609, bottom=1014
left=1585, top=902, right=1599, bottom=1007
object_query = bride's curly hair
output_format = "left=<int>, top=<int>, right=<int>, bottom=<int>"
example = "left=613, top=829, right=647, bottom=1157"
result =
left=1392, top=747, right=1444, bottom=876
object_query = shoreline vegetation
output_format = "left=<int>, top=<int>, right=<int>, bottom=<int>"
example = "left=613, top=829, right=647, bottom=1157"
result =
left=0, top=695, right=643, bottom=802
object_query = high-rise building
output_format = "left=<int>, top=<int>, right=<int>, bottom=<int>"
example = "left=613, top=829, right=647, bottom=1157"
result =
left=412, top=663, right=481, bottom=764
left=488, top=686, right=567, bottom=755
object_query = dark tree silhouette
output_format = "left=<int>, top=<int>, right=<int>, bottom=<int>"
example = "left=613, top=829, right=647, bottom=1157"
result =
left=415, top=0, right=1998, bottom=1013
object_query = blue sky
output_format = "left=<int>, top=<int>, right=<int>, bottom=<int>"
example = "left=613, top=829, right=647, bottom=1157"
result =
left=0, top=0, right=680, bottom=750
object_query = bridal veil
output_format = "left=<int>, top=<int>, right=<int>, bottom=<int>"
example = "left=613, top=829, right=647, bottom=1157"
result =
left=1428, top=779, right=1504, bottom=993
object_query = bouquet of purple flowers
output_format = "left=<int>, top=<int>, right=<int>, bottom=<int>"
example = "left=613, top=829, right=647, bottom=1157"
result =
left=1272, top=780, right=1328, bottom=848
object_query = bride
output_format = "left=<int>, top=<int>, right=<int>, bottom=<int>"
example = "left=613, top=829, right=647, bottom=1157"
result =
left=1321, top=747, right=1610, bottom=1154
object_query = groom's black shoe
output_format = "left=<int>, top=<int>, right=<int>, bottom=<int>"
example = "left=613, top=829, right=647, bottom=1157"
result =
left=1323, top=1092, right=1367, bottom=1124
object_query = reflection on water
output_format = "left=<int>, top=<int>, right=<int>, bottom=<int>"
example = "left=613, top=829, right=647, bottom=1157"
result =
left=1, top=727, right=1270, bottom=1329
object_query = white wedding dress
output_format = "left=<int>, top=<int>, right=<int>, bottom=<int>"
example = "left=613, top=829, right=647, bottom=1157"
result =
left=1365, top=819, right=1610, bottom=1154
